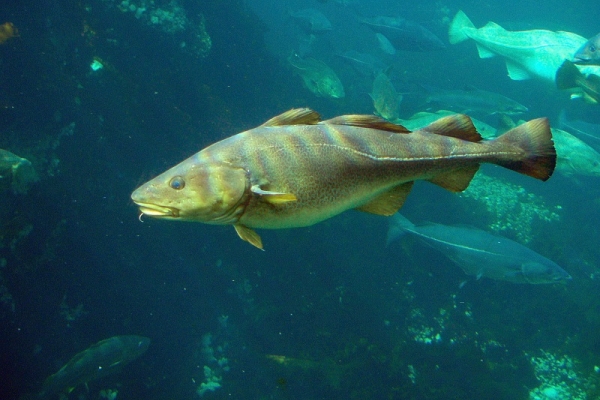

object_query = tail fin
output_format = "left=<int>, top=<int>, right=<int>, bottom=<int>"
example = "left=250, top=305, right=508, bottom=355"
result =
left=449, top=10, right=475, bottom=44
left=492, top=118, right=556, bottom=181
left=386, top=213, right=415, bottom=246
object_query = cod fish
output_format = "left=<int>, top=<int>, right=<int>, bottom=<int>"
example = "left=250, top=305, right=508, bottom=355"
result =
left=288, top=54, right=345, bottom=99
left=39, top=335, right=150, bottom=398
left=425, top=86, right=528, bottom=116
left=574, top=32, right=600, bottom=65
left=370, top=71, right=402, bottom=121
left=131, top=108, right=556, bottom=249
left=387, top=214, right=571, bottom=284
left=449, top=10, right=600, bottom=83
left=552, top=127, right=600, bottom=177
left=289, top=8, right=332, bottom=34
left=361, top=16, right=445, bottom=51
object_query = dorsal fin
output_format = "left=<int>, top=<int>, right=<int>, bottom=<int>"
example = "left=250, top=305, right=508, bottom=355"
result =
left=260, top=108, right=322, bottom=127
left=321, top=114, right=411, bottom=134
left=420, top=114, right=482, bottom=142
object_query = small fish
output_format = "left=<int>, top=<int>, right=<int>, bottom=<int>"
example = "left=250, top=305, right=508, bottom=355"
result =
left=370, top=71, right=402, bottom=121
left=361, top=16, right=445, bottom=51
left=448, top=10, right=600, bottom=83
left=425, top=86, right=528, bottom=115
left=387, top=214, right=571, bottom=284
left=288, top=54, right=345, bottom=98
left=131, top=108, right=556, bottom=249
left=574, top=33, right=600, bottom=65
left=290, top=8, right=332, bottom=34
left=39, top=335, right=150, bottom=398
left=556, top=59, right=600, bottom=104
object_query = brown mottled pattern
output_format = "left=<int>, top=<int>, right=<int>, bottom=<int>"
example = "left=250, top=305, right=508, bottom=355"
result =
left=197, top=122, right=524, bottom=229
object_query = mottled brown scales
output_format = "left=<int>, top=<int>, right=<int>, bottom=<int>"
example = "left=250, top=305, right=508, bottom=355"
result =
left=131, top=108, right=556, bottom=249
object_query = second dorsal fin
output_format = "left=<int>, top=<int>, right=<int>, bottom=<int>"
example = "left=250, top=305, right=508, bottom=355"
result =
left=260, top=108, right=322, bottom=127
left=420, top=114, right=482, bottom=142
left=321, top=114, right=411, bottom=134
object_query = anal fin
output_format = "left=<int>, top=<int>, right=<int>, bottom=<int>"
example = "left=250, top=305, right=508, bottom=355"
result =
left=356, top=182, right=414, bottom=216
left=234, top=225, right=264, bottom=250
left=427, top=165, right=480, bottom=192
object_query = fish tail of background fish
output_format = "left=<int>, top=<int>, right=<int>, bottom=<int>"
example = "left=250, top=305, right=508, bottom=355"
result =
left=386, top=213, right=415, bottom=246
left=448, top=10, right=475, bottom=44
left=490, top=118, right=556, bottom=181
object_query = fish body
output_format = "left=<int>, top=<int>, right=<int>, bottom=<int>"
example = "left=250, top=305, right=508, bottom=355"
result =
left=552, top=128, right=600, bottom=177
left=387, top=214, right=571, bottom=284
left=290, top=8, right=332, bottom=34
left=288, top=54, right=345, bottom=98
left=361, top=16, right=445, bottom=51
left=449, top=10, right=600, bottom=83
left=574, top=32, right=600, bottom=65
left=425, top=87, right=528, bottom=115
left=39, top=335, right=150, bottom=398
left=559, top=111, right=600, bottom=144
left=370, top=72, right=402, bottom=121
left=131, top=108, right=555, bottom=249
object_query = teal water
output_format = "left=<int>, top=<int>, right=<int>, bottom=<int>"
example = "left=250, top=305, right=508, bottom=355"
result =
left=0, top=0, right=599, bottom=399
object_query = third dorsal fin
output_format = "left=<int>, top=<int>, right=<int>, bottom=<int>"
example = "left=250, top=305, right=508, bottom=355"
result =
left=420, top=114, right=482, bottom=142
left=260, top=108, right=322, bottom=127
left=321, top=114, right=411, bottom=134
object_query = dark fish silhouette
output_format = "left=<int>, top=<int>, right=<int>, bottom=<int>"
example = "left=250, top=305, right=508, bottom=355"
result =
left=361, top=16, right=445, bottom=51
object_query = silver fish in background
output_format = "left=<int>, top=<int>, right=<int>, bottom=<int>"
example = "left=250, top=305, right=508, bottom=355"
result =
left=574, top=33, right=600, bottom=65
left=449, top=10, right=595, bottom=83
left=425, top=87, right=528, bottom=116
left=387, top=214, right=571, bottom=284
left=361, top=16, right=446, bottom=51
left=552, top=128, right=600, bottom=177
left=559, top=110, right=600, bottom=144
left=370, top=71, right=402, bottom=121
left=39, top=335, right=150, bottom=398
left=288, top=54, right=345, bottom=98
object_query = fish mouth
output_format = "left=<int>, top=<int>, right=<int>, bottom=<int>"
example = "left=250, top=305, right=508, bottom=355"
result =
left=134, top=202, right=180, bottom=218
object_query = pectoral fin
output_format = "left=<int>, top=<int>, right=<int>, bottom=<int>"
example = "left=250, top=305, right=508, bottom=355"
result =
left=234, top=224, right=264, bottom=250
left=251, top=185, right=297, bottom=204
left=356, top=182, right=413, bottom=216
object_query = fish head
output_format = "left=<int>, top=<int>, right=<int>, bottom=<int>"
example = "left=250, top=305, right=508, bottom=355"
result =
left=131, top=158, right=249, bottom=225
left=521, top=261, right=572, bottom=284
left=574, top=33, right=600, bottom=64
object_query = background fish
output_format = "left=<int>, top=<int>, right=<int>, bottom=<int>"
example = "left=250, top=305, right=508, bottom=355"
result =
left=425, top=86, right=528, bottom=115
left=361, top=16, right=446, bottom=52
left=370, top=71, right=402, bottom=121
left=131, top=108, right=555, bottom=249
left=387, top=214, right=571, bottom=284
left=556, top=60, right=600, bottom=104
left=288, top=54, right=345, bottom=98
left=39, top=335, right=150, bottom=398
left=574, top=32, right=600, bottom=65
left=289, top=8, right=332, bottom=34
left=448, top=10, right=598, bottom=83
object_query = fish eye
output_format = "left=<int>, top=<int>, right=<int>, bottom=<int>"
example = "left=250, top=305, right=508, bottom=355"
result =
left=169, top=176, right=185, bottom=190
left=590, top=44, right=597, bottom=53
